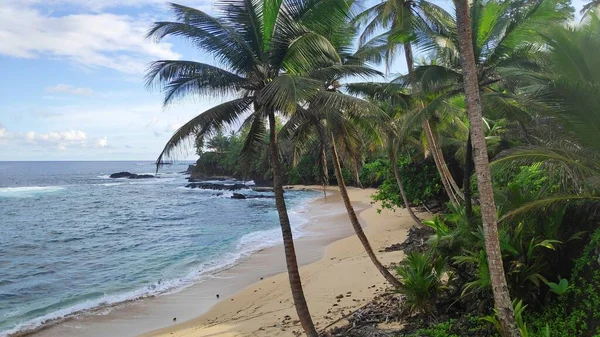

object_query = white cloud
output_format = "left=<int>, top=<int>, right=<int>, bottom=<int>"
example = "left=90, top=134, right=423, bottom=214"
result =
left=0, top=127, right=113, bottom=152
left=46, top=84, right=94, bottom=95
left=0, top=3, right=181, bottom=73
left=3, top=0, right=213, bottom=12
left=96, top=136, right=108, bottom=148
left=33, top=130, right=88, bottom=143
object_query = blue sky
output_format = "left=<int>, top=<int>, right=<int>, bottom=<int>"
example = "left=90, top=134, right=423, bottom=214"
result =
left=0, top=0, right=590, bottom=161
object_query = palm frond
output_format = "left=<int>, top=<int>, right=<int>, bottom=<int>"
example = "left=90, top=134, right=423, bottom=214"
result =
left=145, top=60, right=247, bottom=105
left=156, top=97, right=254, bottom=167
left=147, top=3, right=257, bottom=73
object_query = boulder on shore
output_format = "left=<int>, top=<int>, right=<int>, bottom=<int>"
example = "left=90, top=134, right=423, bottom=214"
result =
left=109, top=172, right=155, bottom=179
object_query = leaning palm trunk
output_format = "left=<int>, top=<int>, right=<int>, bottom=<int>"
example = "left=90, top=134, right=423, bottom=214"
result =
left=330, top=133, right=403, bottom=289
left=389, top=146, right=422, bottom=226
left=423, top=119, right=461, bottom=204
left=454, top=1, right=520, bottom=336
left=404, top=43, right=462, bottom=205
left=268, top=113, right=318, bottom=337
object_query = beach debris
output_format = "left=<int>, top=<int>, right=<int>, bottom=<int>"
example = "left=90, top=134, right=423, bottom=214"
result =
left=216, top=294, right=220, bottom=299
left=335, top=294, right=344, bottom=299
left=173, top=317, right=176, bottom=322
left=380, top=226, right=434, bottom=254
left=260, top=277, right=264, bottom=280
left=322, top=292, right=403, bottom=337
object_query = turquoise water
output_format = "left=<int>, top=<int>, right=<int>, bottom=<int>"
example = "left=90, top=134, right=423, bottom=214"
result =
left=0, top=161, right=318, bottom=336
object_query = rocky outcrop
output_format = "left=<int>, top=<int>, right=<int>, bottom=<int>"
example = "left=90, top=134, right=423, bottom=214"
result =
left=185, top=182, right=248, bottom=191
left=231, top=193, right=246, bottom=199
left=109, top=172, right=155, bottom=179
left=187, top=176, right=236, bottom=182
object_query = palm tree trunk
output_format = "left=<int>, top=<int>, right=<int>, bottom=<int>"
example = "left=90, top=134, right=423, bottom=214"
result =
left=330, top=132, right=403, bottom=289
left=320, top=141, right=329, bottom=198
left=464, top=134, right=474, bottom=226
left=423, top=119, right=460, bottom=204
left=454, top=2, right=520, bottom=336
left=268, top=113, right=318, bottom=337
left=404, top=42, right=461, bottom=205
left=389, top=145, right=422, bottom=226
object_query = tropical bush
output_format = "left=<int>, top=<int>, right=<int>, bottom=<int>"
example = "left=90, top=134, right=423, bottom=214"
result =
left=396, top=251, right=448, bottom=314
left=369, top=155, right=444, bottom=210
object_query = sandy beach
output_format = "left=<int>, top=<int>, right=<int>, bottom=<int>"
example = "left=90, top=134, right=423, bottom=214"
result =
left=26, top=186, right=416, bottom=337
left=141, top=186, right=416, bottom=337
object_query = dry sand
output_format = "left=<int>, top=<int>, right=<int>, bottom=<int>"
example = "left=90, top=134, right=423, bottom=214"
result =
left=142, top=186, right=417, bottom=337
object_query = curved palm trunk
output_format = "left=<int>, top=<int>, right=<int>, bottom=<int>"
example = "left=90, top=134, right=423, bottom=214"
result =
left=404, top=42, right=462, bottom=205
left=268, top=113, right=318, bottom=337
left=389, top=145, right=422, bottom=226
left=454, top=2, right=520, bottom=336
left=330, top=132, right=403, bottom=289
left=423, top=119, right=460, bottom=204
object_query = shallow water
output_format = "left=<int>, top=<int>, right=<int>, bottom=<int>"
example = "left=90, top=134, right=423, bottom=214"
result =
left=0, top=161, right=318, bottom=336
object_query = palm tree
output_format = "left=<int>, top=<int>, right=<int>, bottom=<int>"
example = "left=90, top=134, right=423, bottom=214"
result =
left=490, top=14, right=600, bottom=219
left=353, top=0, right=462, bottom=205
left=454, top=0, right=520, bottom=335
left=581, top=0, right=600, bottom=16
left=346, top=81, right=423, bottom=226
left=284, top=94, right=404, bottom=288
left=403, top=0, right=568, bottom=222
left=145, top=2, right=357, bottom=335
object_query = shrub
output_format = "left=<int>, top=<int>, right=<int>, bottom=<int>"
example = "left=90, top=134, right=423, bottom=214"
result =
left=397, top=251, right=448, bottom=314
left=370, top=155, right=443, bottom=210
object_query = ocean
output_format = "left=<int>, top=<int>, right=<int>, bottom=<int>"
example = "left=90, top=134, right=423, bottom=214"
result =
left=0, top=161, right=319, bottom=336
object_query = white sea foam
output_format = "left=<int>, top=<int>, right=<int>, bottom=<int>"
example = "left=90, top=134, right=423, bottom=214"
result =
left=0, top=186, right=65, bottom=198
left=96, top=182, right=126, bottom=187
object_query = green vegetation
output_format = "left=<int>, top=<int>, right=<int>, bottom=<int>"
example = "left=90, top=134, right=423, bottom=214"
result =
left=148, top=0, right=600, bottom=335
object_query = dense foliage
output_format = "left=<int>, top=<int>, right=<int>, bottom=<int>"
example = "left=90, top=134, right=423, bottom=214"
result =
left=152, top=0, right=600, bottom=335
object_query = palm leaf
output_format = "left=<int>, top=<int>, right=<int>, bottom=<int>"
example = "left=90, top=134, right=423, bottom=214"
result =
left=156, top=97, right=254, bottom=167
left=145, top=60, right=247, bottom=105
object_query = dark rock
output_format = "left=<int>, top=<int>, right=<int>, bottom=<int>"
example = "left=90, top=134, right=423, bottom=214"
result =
left=109, top=172, right=154, bottom=179
left=230, top=193, right=276, bottom=200
left=186, top=165, right=196, bottom=174
left=252, top=187, right=275, bottom=193
left=187, top=176, right=235, bottom=182
left=185, top=183, right=248, bottom=191
left=109, top=171, right=134, bottom=178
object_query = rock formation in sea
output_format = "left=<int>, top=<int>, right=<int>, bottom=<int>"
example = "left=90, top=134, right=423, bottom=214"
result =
left=109, top=172, right=155, bottom=179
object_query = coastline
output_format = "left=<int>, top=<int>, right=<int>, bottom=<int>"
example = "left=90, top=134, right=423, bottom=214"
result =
left=22, top=186, right=354, bottom=337
left=141, top=186, right=415, bottom=337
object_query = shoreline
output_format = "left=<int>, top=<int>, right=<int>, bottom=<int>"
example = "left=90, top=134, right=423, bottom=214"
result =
left=141, top=186, right=416, bottom=337
left=22, top=186, right=359, bottom=337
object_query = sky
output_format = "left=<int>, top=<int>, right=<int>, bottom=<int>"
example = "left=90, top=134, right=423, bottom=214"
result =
left=0, top=0, right=590, bottom=161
